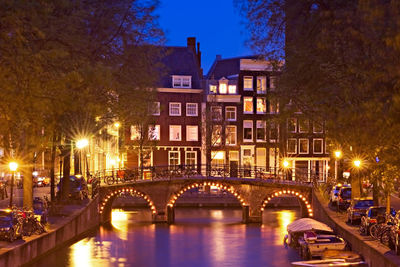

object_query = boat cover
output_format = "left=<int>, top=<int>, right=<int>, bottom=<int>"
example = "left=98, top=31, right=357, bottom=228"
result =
left=287, top=218, right=333, bottom=233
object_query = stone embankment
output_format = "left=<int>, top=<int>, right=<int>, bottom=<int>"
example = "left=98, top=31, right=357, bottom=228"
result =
left=312, top=191, right=400, bottom=267
left=0, top=197, right=99, bottom=266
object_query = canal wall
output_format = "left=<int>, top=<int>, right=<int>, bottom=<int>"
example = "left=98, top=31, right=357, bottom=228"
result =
left=312, top=191, right=400, bottom=267
left=0, top=197, right=100, bottom=267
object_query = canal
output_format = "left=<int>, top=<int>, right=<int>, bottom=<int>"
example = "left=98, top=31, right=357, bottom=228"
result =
left=30, top=207, right=301, bottom=267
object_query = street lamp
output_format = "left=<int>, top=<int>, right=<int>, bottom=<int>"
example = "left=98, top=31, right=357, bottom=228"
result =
left=353, top=159, right=362, bottom=198
left=283, top=159, right=290, bottom=180
left=76, top=138, right=89, bottom=178
left=334, top=150, right=342, bottom=181
left=9, top=162, right=18, bottom=207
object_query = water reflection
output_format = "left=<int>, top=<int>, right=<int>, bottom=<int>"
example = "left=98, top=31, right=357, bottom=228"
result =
left=32, top=207, right=301, bottom=267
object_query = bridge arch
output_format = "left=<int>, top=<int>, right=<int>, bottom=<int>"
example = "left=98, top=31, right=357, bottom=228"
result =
left=260, top=189, right=313, bottom=217
left=99, top=187, right=157, bottom=223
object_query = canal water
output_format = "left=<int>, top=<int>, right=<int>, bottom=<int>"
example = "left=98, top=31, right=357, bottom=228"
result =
left=31, top=208, right=301, bottom=267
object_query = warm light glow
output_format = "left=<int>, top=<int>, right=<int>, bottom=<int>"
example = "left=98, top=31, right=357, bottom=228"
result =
left=110, top=159, right=116, bottom=166
left=283, top=159, right=289, bottom=168
left=71, top=238, right=94, bottom=267
left=213, top=151, right=225, bottom=160
left=276, top=210, right=296, bottom=245
left=76, top=138, right=89, bottom=149
left=9, top=162, right=18, bottom=172
left=353, top=160, right=361, bottom=168
left=114, top=122, right=121, bottom=128
left=334, top=150, right=342, bottom=159
left=32, top=171, right=38, bottom=176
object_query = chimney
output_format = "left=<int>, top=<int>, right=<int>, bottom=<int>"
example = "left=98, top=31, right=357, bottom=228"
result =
left=187, top=37, right=196, bottom=54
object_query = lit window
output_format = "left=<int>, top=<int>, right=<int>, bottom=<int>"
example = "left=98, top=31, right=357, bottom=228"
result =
left=211, top=106, right=222, bottom=121
left=212, top=125, right=222, bottom=146
left=256, top=98, right=267, bottom=114
left=148, top=125, right=160, bottom=140
left=299, top=139, right=309, bottom=154
left=172, top=75, right=191, bottom=88
left=130, top=125, right=141, bottom=140
left=244, top=76, right=253, bottom=91
left=219, top=83, right=227, bottom=94
left=257, top=76, right=266, bottom=94
left=169, top=125, right=181, bottom=141
left=288, top=118, right=297, bottom=133
left=168, top=151, right=180, bottom=167
left=269, top=99, right=280, bottom=114
left=299, top=119, right=309, bottom=133
left=256, top=120, right=266, bottom=142
left=185, top=151, right=197, bottom=167
left=225, top=106, right=236, bottom=121
left=228, top=85, right=237, bottom=94
left=313, top=139, right=323, bottom=154
left=211, top=151, right=225, bottom=166
left=243, top=97, right=253, bottom=114
left=149, top=102, right=160, bottom=115
left=140, top=150, right=152, bottom=168
left=269, top=122, right=279, bottom=143
left=209, top=85, right=217, bottom=94
left=287, top=139, right=297, bottom=154
left=186, top=125, right=198, bottom=141
left=313, top=122, right=323, bottom=133
left=243, top=120, right=253, bottom=142
left=226, top=125, right=237, bottom=145
left=169, top=102, right=181, bottom=116
left=186, top=103, right=198, bottom=116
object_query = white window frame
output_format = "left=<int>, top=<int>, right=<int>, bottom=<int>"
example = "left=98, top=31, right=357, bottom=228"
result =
left=299, top=118, right=309, bottom=133
left=169, top=102, right=181, bottom=116
left=288, top=118, right=297, bottom=133
left=287, top=138, right=297, bottom=154
left=243, top=97, right=253, bottom=114
left=186, top=103, right=198, bottom=116
left=148, top=125, right=160, bottom=140
left=313, top=138, right=323, bottom=154
left=130, top=125, right=140, bottom=140
left=228, top=85, right=237, bottom=94
left=269, top=122, right=279, bottom=143
left=299, top=138, right=309, bottom=154
left=209, top=84, right=217, bottom=94
left=243, top=76, right=253, bottom=91
left=186, top=125, right=198, bottom=141
left=243, top=120, right=253, bottom=142
left=172, top=75, right=191, bottom=88
left=225, top=125, right=237, bottom=146
left=225, top=106, right=236, bottom=121
left=169, top=125, right=182, bottom=141
left=256, top=97, right=267, bottom=114
left=219, top=83, right=227, bottom=94
left=211, top=106, right=222, bottom=121
left=168, top=151, right=180, bottom=167
left=185, top=151, right=197, bottom=167
left=257, top=76, right=266, bottom=94
left=256, top=120, right=266, bottom=142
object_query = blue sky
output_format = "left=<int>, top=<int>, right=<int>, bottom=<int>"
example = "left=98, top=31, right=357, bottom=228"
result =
left=157, top=0, right=252, bottom=74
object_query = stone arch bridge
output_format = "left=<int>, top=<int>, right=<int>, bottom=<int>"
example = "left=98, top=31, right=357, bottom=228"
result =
left=98, top=177, right=313, bottom=224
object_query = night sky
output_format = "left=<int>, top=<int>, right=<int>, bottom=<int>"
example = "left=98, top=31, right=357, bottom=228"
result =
left=158, top=0, right=252, bottom=74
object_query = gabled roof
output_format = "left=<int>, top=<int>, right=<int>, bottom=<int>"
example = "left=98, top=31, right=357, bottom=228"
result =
left=159, top=46, right=202, bottom=89
left=206, top=55, right=259, bottom=80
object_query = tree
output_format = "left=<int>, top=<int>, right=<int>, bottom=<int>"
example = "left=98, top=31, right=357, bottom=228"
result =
left=239, top=0, right=400, bottom=203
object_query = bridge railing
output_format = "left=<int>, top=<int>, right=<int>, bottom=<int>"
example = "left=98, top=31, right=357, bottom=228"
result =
left=91, top=165, right=317, bottom=187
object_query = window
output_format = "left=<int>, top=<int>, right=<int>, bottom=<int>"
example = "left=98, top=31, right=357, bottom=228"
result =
left=219, top=83, right=227, bottom=94
left=149, top=102, right=160, bottom=115
left=299, top=118, right=309, bottom=133
left=287, top=139, right=297, bottom=154
left=256, top=120, right=266, bottom=142
left=243, top=76, right=253, bottom=91
left=211, top=151, right=225, bottom=166
left=148, top=125, right=160, bottom=140
left=269, top=76, right=276, bottom=90
left=269, top=99, right=279, bottom=114
left=140, top=150, right=152, bottom=168
left=209, top=85, right=217, bottom=94
left=168, top=151, right=180, bottom=167
left=257, top=76, right=266, bottom=94
left=186, top=103, right=198, bottom=116
left=185, top=151, right=197, bottom=167
left=226, top=125, right=237, bottom=145
left=313, top=139, right=323, bottom=154
left=313, top=122, right=323, bottom=133
left=130, top=125, right=141, bottom=140
left=299, top=139, right=309, bottom=154
left=243, top=120, right=253, bottom=142
left=256, top=98, right=267, bottom=114
left=186, top=125, right=198, bottom=141
left=212, top=125, right=222, bottom=146
left=169, top=102, right=181, bottom=116
left=225, top=106, right=236, bottom=121
left=172, top=75, right=191, bottom=88
left=269, top=122, right=279, bottom=142
left=228, top=85, right=237, bottom=94
left=243, top=97, right=253, bottom=114
left=169, top=125, right=181, bottom=141
left=288, top=118, right=297, bottom=133
left=211, top=106, right=222, bottom=121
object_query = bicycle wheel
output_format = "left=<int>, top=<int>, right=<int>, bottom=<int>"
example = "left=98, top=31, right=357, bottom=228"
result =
left=380, top=228, right=391, bottom=247
left=370, top=224, right=378, bottom=238
left=105, top=176, right=115, bottom=185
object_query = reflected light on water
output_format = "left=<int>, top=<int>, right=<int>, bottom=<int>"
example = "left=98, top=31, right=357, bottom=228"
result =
left=111, top=209, right=128, bottom=240
left=71, top=239, right=94, bottom=267
left=211, top=210, right=223, bottom=220
left=276, top=210, right=296, bottom=245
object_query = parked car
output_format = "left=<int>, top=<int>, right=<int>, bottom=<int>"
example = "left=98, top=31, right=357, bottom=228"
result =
left=347, top=198, right=374, bottom=224
left=359, top=206, right=395, bottom=235
left=0, top=209, right=23, bottom=242
left=337, top=186, right=352, bottom=210
left=330, top=184, right=350, bottom=207
left=33, top=197, right=48, bottom=224
left=57, top=175, right=89, bottom=200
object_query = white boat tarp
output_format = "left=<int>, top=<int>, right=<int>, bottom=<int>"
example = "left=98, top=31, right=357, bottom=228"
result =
left=287, top=218, right=333, bottom=234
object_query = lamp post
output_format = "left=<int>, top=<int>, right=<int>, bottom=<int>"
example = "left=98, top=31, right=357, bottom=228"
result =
left=353, top=159, right=362, bottom=199
left=283, top=159, right=290, bottom=180
left=334, top=150, right=342, bottom=181
left=9, top=162, right=18, bottom=207
left=76, top=138, right=89, bottom=179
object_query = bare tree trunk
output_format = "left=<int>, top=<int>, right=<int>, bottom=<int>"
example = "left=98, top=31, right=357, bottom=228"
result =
left=50, top=132, right=57, bottom=202
left=22, top=162, right=33, bottom=209
left=61, top=142, right=71, bottom=202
